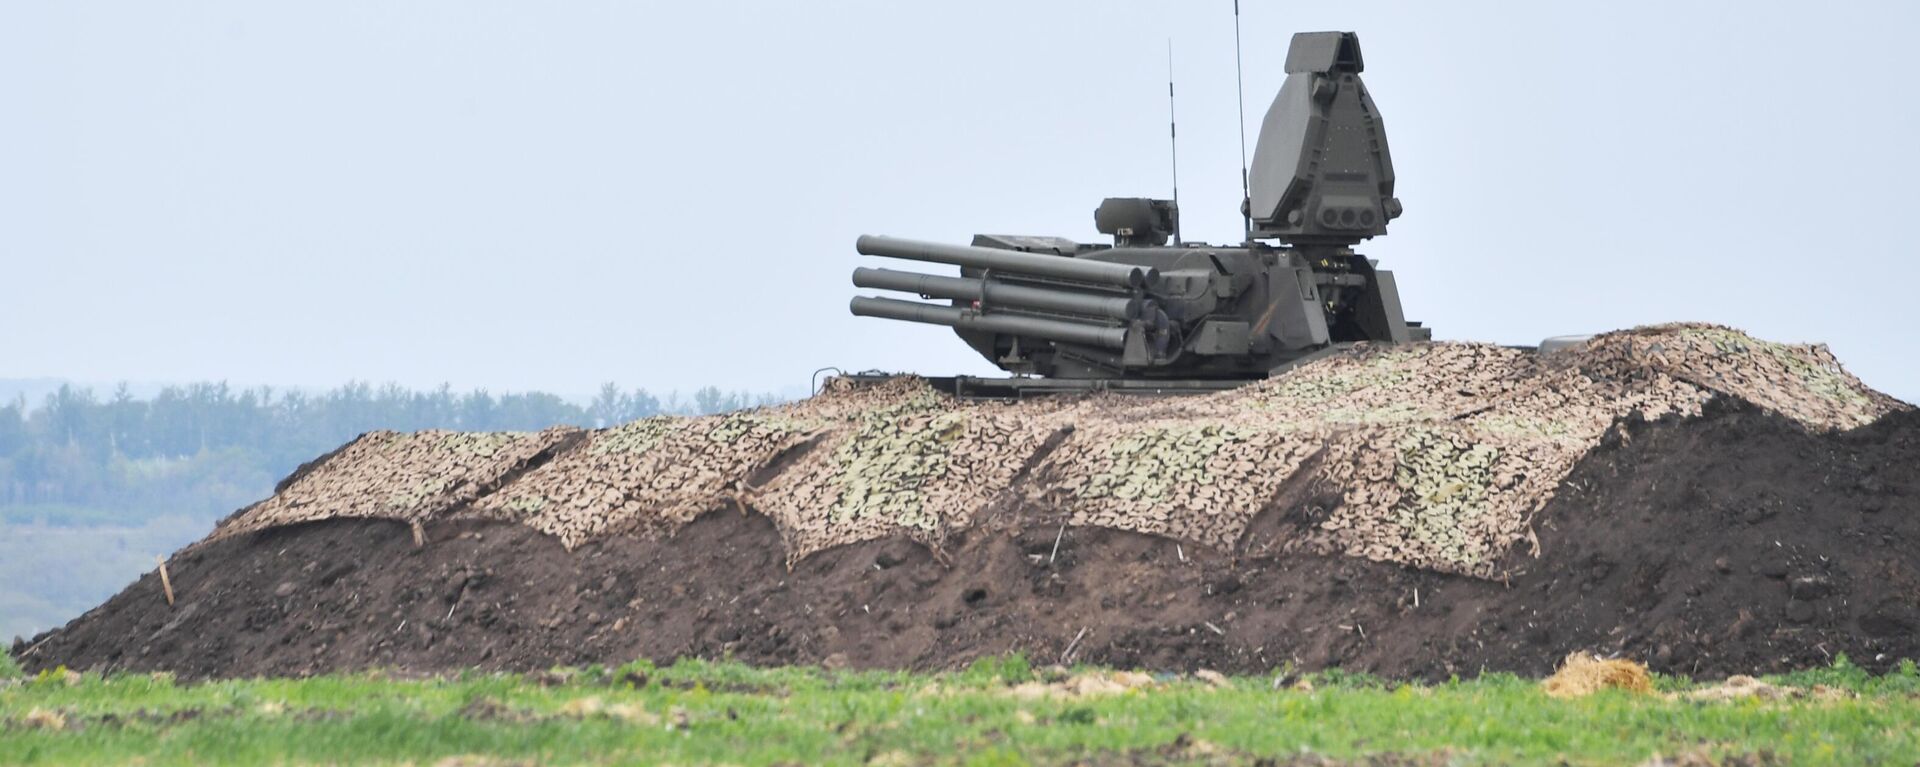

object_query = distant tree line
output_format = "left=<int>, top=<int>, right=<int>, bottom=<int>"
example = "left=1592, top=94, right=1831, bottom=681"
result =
left=0, top=381, right=781, bottom=520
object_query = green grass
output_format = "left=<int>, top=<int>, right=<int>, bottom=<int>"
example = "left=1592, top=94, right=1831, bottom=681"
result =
left=2, top=655, right=1918, bottom=766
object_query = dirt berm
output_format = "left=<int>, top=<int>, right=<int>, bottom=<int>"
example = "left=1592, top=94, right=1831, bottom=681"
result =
left=14, top=325, right=1920, bottom=679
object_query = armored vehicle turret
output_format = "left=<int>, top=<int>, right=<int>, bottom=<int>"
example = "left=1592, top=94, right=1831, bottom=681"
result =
left=851, top=32, right=1425, bottom=389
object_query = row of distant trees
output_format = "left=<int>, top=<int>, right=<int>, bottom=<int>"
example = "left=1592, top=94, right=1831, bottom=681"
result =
left=0, top=381, right=781, bottom=517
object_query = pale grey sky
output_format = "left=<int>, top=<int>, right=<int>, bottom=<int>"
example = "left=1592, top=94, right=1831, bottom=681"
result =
left=4, top=1, right=1916, bottom=401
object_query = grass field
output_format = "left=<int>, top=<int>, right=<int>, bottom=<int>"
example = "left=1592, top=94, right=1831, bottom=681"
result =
left=4, top=652, right=1919, bottom=766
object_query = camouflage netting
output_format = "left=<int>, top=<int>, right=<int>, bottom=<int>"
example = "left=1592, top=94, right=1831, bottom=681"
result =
left=752, top=385, right=1068, bottom=561
left=214, top=428, right=580, bottom=539
left=210, top=324, right=1908, bottom=578
left=1036, top=419, right=1320, bottom=549
left=463, top=410, right=825, bottom=548
left=1579, top=325, right=1905, bottom=431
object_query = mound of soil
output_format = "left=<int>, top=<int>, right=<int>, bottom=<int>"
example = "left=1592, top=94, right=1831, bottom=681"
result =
left=195, top=327, right=1903, bottom=583
left=17, top=400, right=1917, bottom=680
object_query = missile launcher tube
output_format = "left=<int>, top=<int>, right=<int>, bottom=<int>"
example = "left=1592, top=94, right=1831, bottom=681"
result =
left=849, top=296, right=1129, bottom=350
left=856, top=234, right=1156, bottom=289
left=851, top=267, right=1140, bottom=321
left=843, top=33, right=1423, bottom=381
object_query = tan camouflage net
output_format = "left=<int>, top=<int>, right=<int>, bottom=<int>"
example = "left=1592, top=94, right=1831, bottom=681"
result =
left=1581, top=324, right=1903, bottom=432
left=468, top=376, right=964, bottom=550
left=752, top=387, right=1068, bottom=561
left=1264, top=353, right=1710, bottom=574
left=210, top=324, right=1907, bottom=578
left=215, top=428, right=580, bottom=538
left=1036, top=419, right=1320, bottom=549
left=464, top=410, right=826, bottom=548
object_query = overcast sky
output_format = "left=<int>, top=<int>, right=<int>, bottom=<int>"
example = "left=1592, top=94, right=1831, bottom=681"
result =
left=4, top=1, right=1916, bottom=402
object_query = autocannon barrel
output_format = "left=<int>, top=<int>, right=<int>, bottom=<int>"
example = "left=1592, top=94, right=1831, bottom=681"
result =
left=851, top=267, right=1140, bottom=321
left=855, top=234, right=1156, bottom=289
left=849, top=296, right=1128, bottom=350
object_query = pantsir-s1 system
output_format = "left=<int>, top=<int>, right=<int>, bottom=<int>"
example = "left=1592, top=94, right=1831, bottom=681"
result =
left=851, top=32, right=1426, bottom=394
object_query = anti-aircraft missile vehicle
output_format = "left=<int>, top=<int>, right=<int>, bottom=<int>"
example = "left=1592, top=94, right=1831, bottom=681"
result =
left=850, top=31, right=1426, bottom=397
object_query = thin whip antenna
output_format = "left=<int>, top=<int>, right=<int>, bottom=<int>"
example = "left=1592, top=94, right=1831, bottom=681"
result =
left=1167, top=38, right=1181, bottom=245
left=1232, top=0, right=1251, bottom=241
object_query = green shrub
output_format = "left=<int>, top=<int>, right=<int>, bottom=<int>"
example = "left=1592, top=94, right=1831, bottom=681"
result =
left=959, top=654, right=1034, bottom=686
left=614, top=659, right=658, bottom=688
left=1311, top=667, right=1391, bottom=690
left=1773, top=652, right=1873, bottom=691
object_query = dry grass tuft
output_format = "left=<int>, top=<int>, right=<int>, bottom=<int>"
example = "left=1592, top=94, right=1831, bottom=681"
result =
left=1543, top=653, right=1654, bottom=698
left=557, top=696, right=660, bottom=725
left=431, top=757, right=540, bottom=767
left=23, top=708, right=68, bottom=731
left=1676, top=675, right=1856, bottom=704
left=1680, top=675, right=1789, bottom=703
left=1006, top=670, right=1158, bottom=700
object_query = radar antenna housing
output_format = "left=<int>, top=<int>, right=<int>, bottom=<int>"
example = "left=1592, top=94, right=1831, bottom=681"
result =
left=1247, top=32, right=1401, bottom=245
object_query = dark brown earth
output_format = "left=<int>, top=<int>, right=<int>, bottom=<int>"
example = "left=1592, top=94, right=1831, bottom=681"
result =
left=15, top=399, right=1919, bottom=680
